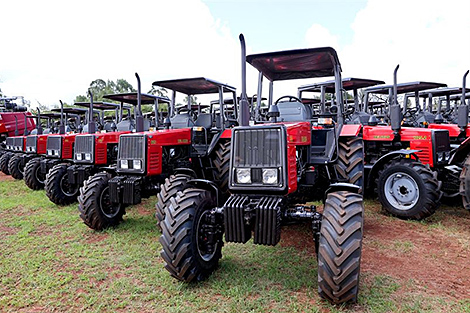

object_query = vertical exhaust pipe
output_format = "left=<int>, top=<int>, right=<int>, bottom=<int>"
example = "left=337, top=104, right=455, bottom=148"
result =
left=14, top=115, right=19, bottom=136
left=135, top=73, right=144, bottom=132
left=239, top=34, right=250, bottom=126
left=87, top=89, right=96, bottom=134
left=37, top=108, right=43, bottom=135
left=59, top=100, right=65, bottom=134
left=458, top=70, right=469, bottom=130
left=390, top=65, right=402, bottom=137
left=23, top=113, right=29, bottom=136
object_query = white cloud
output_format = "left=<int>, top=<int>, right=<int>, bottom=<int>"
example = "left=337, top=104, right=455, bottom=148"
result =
left=305, top=24, right=340, bottom=50
left=0, top=0, right=243, bottom=107
left=340, top=0, right=470, bottom=86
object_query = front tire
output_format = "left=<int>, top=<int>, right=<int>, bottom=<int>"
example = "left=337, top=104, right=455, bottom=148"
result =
left=460, top=155, right=470, bottom=211
left=317, top=191, right=364, bottom=304
left=160, top=188, right=223, bottom=282
left=8, top=154, right=25, bottom=180
left=377, top=159, right=441, bottom=220
left=24, top=157, right=46, bottom=190
left=213, top=140, right=231, bottom=201
left=45, top=164, right=79, bottom=205
left=78, top=173, right=125, bottom=230
left=336, top=137, right=364, bottom=192
left=0, top=152, right=13, bottom=175
left=155, top=173, right=192, bottom=231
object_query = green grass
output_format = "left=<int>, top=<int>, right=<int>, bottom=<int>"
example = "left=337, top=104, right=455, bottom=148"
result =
left=0, top=178, right=469, bottom=312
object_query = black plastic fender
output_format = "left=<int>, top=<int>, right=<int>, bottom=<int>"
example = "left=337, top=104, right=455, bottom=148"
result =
left=186, top=178, right=223, bottom=206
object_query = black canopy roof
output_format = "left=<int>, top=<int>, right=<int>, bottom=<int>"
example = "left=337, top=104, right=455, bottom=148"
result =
left=27, top=112, right=62, bottom=119
left=51, top=107, right=90, bottom=115
left=449, top=92, right=470, bottom=100
left=246, top=47, right=340, bottom=81
left=74, top=101, right=121, bottom=110
left=153, top=77, right=236, bottom=95
left=417, top=87, right=464, bottom=97
left=209, top=96, right=265, bottom=105
left=364, top=81, right=447, bottom=95
left=103, top=93, right=170, bottom=106
left=299, top=77, right=385, bottom=93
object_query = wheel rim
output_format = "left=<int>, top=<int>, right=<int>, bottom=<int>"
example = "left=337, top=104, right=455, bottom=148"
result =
left=35, top=165, right=45, bottom=184
left=384, top=171, right=420, bottom=210
left=196, top=210, right=218, bottom=262
left=60, top=174, right=79, bottom=197
left=99, top=186, right=121, bottom=219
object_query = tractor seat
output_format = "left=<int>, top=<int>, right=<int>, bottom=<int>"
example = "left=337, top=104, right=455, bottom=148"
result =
left=195, top=113, right=212, bottom=129
left=103, top=121, right=117, bottom=132
left=170, top=113, right=195, bottom=129
left=116, top=119, right=133, bottom=131
left=277, top=101, right=312, bottom=122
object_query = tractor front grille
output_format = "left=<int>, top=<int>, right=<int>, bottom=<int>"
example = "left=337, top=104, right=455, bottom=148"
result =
left=433, top=130, right=450, bottom=153
left=5, top=137, right=14, bottom=150
left=46, top=136, right=62, bottom=158
left=74, top=135, right=94, bottom=163
left=25, top=136, right=37, bottom=153
left=117, top=134, right=146, bottom=174
left=13, top=137, right=24, bottom=151
left=229, top=125, right=286, bottom=192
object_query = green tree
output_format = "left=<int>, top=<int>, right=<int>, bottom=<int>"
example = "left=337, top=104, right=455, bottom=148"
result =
left=74, top=78, right=136, bottom=103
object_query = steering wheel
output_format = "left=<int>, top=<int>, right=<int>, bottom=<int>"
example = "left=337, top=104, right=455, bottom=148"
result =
left=178, top=107, right=198, bottom=120
left=403, top=107, right=418, bottom=118
left=275, top=95, right=302, bottom=105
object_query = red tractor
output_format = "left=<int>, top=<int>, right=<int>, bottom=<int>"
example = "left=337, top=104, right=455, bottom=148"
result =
left=7, top=111, right=62, bottom=180
left=78, top=74, right=236, bottom=231
left=44, top=92, right=137, bottom=205
left=158, top=35, right=364, bottom=304
left=23, top=103, right=93, bottom=190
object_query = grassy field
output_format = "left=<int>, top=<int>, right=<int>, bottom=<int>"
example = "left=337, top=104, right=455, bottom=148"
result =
left=1, top=177, right=470, bottom=312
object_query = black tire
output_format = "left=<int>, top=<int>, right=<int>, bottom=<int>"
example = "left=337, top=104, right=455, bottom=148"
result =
left=8, top=154, right=24, bottom=180
left=213, top=140, right=230, bottom=200
left=24, top=157, right=46, bottom=190
left=160, top=188, right=223, bottom=282
left=155, top=173, right=192, bottom=231
left=377, top=159, right=441, bottom=220
left=318, top=191, right=363, bottom=304
left=336, top=137, right=364, bottom=192
left=78, top=173, right=125, bottom=231
left=45, top=164, right=79, bottom=205
left=0, top=152, right=13, bottom=175
left=460, top=154, right=470, bottom=211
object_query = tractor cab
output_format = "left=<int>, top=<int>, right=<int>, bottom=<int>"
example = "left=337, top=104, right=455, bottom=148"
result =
left=74, top=101, right=130, bottom=132
left=298, top=77, right=385, bottom=125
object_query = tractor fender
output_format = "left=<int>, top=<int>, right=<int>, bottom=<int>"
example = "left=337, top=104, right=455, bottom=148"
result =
left=173, top=168, right=197, bottom=178
left=207, top=129, right=231, bottom=156
left=339, top=124, right=362, bottom=137
left=367, top=149, right=420, bottom=188
left=449, top=136, right=470, bottom=165
left=186, top=178, right=223, bottom=206
left=324, top=183, right=362, bottom=203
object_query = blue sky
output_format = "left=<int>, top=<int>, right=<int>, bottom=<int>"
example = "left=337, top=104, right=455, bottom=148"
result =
left=203, top=0, right=367, bottom=51
left=0, top=0, right=468, bottom=107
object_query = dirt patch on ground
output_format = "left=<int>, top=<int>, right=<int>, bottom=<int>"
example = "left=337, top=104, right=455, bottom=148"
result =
left=0, top=172, right=13, bottom=182
left=280, top=203, right=470, bottom=301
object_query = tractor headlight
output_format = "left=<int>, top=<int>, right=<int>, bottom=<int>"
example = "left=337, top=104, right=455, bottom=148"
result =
left=262, top=168, right=278, bottom=184
left=132, top=160, right=142, bottom=170
left=85, top=153, right=92, bottom=161
left=120, top=159, right=128, bottom=169
left=76, top=153, right=82, bottom=160
left=437, top=152, right=444, bottom=162
left=47, top=149, right=53, bottom=156
left=236, top=168, right=251, bottom=184
left=445, top=151, right=450, bottom=161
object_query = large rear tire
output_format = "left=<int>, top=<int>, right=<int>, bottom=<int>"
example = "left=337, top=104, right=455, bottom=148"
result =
left=8, top=154, right=24, bottom=180
left=155, top=173, right=192, bottom=231
left=160, top=188, right=223, bottom=282
left=213, top=140, right=231, bottom=201
left=377, top=159, right=441, bottom=220
left=78, top=173, right=125, bottom=230
left=317, top=191, right=363, bottom=304
left=460, top=155, right=470, bottom=211
left=0, top=152, right=13, bottom=175
left=336, top=137, right=364, bottom=192
left=24, top=157, right=46, bottom=190
left=45, top=164, right=79, bottom=205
